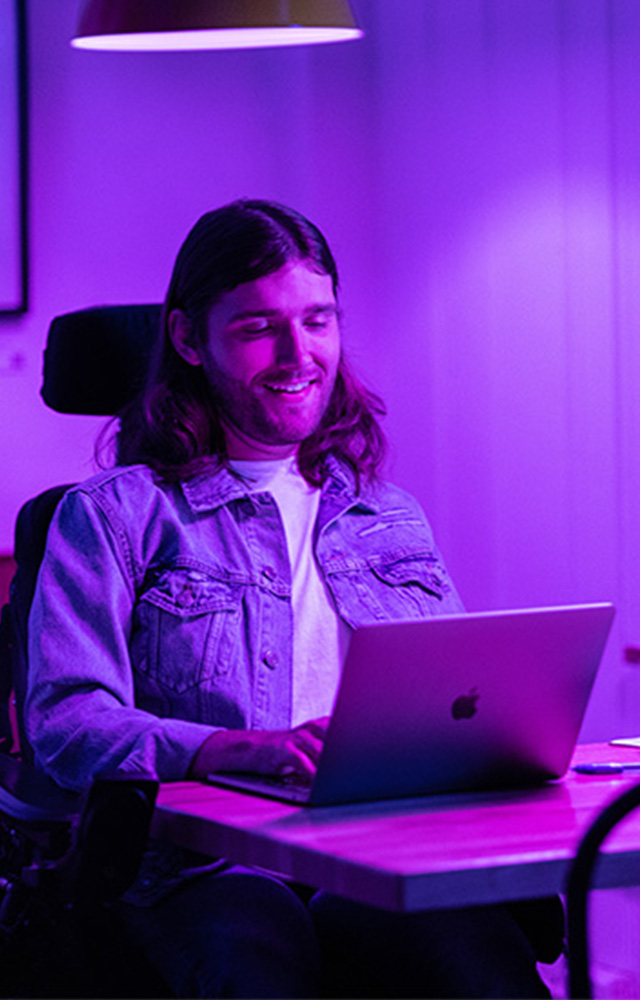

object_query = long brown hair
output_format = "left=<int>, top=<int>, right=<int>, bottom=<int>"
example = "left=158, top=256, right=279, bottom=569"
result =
left=117, top=199, right=386, bottom=489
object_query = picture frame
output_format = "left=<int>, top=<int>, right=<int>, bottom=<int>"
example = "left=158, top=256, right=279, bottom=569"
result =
left=0, top=0, right=28, bottom=315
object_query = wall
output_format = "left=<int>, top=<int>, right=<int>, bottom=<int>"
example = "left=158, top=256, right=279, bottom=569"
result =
left=2, top=0, right=640, bottom=746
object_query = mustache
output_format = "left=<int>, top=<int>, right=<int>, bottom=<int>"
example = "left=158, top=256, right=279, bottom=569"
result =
left=259, top=366, right=322, bottom=384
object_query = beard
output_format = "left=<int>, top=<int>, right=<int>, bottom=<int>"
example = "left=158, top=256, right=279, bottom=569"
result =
left=201, top=357, right=337, bottom=451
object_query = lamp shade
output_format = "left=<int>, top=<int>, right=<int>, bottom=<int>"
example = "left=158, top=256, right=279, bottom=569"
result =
left=71, top=0, right=363, bottom=51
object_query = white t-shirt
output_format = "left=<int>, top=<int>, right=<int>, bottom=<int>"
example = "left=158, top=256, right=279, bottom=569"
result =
left=230, top=457, right=350, bottom=727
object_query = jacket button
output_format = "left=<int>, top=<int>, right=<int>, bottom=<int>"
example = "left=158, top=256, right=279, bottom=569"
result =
left=262, top=565, right=276, bottom=581
left=263, top=650, right=279, bottom=669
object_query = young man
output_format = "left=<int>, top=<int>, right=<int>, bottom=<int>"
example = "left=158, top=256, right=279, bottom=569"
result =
left=26, top=200, right=556, bottom=997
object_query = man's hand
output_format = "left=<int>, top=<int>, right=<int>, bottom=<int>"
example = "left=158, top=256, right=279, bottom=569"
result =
left=188, top=717, right=330, bottom=783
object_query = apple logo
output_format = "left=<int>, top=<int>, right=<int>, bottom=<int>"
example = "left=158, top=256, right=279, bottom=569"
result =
left=451, top=687, right=479, bottom=720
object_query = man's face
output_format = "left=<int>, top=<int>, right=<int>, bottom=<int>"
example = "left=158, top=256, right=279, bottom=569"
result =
left=177, top=261, right=341, bottom=460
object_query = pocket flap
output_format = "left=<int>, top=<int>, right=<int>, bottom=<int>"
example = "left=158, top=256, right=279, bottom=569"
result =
left=370, top=555, right=444, bottom=598
left=141, top=567, right=241, bottom=617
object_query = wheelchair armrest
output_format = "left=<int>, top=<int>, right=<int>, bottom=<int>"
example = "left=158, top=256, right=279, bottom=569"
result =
left=0, top=753, right=79, bottom=824
left=0, top=755, right=159, bottom=907
left=72, top=771, right=159, bottom=902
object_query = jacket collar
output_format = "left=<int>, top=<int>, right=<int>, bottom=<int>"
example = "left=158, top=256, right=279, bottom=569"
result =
left=180, top=454, right=380, bottom=515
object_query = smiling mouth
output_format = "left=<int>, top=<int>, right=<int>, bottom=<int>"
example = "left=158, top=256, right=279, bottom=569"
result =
left=263, top=379, right=316, bottom=395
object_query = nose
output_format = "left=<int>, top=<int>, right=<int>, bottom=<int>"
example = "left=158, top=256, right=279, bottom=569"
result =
left=275, top=321, right=312, bottom=368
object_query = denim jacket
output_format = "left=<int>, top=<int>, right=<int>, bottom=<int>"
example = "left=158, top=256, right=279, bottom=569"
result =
left=26, top=457, right=463, bottom=793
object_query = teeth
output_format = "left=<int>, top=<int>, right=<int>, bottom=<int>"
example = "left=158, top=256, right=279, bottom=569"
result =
left=265, top=380, right=312, bottom=394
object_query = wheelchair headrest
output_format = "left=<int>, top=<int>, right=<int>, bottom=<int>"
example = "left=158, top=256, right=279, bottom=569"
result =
left=41, top=304, right=162, bottom=416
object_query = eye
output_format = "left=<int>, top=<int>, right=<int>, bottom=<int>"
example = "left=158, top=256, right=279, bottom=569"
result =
left=240, top=322, right=274, bottom=337
left=304, top=312, right=333, bottom=330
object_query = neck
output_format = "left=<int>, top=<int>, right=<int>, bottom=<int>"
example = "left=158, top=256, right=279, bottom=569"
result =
left=221, top=419, right=298, bottom=462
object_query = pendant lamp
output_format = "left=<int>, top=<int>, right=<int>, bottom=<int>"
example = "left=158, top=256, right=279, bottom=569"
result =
left=71, top=0, right=363, bottom=51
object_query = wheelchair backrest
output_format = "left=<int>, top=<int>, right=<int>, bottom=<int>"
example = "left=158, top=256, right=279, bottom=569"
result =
left=0, top=304, right=161, bottom=762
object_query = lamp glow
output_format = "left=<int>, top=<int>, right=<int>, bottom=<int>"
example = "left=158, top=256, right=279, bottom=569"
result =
left=71, top=1, right=363, bottom=52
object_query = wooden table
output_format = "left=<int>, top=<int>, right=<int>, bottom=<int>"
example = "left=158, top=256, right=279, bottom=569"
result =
left=150, top=742, right=640, bottom=912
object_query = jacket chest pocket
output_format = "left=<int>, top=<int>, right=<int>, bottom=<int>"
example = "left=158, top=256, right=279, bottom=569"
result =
left=327, top=553, right=448, bottom=628
left=132, top=567, right=242, bottom=693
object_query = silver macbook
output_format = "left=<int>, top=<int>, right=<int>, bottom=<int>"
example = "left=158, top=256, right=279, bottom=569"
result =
left=207, top=603, right=615, bottom=806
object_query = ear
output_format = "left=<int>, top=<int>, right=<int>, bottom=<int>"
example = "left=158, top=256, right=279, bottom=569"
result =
left=168, top=309, right=202, bottom=367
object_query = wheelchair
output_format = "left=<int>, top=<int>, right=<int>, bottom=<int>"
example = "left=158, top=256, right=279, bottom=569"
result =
left=0, top=305, right=166, bottom=998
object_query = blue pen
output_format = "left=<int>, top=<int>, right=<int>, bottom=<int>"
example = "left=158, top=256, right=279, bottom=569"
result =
left=573, top=762, right=640, bottom=775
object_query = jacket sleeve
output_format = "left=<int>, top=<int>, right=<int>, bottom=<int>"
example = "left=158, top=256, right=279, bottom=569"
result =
left=25, top=487, right=217, bottom=791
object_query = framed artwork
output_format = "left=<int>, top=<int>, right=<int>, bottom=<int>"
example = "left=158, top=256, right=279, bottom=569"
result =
left=0, top=0, right=27, bottom=315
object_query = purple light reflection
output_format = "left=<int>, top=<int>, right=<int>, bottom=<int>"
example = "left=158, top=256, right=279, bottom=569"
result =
left=71, top=27, right=363, bottom=51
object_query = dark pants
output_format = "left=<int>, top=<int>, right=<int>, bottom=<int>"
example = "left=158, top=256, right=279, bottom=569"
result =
left=118, top=864, right=551, bottom=999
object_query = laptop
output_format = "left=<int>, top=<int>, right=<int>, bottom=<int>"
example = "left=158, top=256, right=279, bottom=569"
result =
left=206, top=602, right=615, bottom=806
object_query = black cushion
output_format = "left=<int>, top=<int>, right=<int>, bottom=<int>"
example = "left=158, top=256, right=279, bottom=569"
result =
left=10, top=484, right=74, bottom=762
left=41, top=304, right=161, bottom=416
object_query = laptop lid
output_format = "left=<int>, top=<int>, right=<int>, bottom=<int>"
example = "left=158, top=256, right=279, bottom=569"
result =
left=209, top=603, right=614, bottom=806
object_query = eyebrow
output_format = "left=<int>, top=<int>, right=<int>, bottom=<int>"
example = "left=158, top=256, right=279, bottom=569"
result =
left=228, top=304, right=339, bottom=323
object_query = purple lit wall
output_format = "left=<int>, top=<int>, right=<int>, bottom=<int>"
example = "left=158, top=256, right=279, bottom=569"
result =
left=2, top=0, right=640, bottom=750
